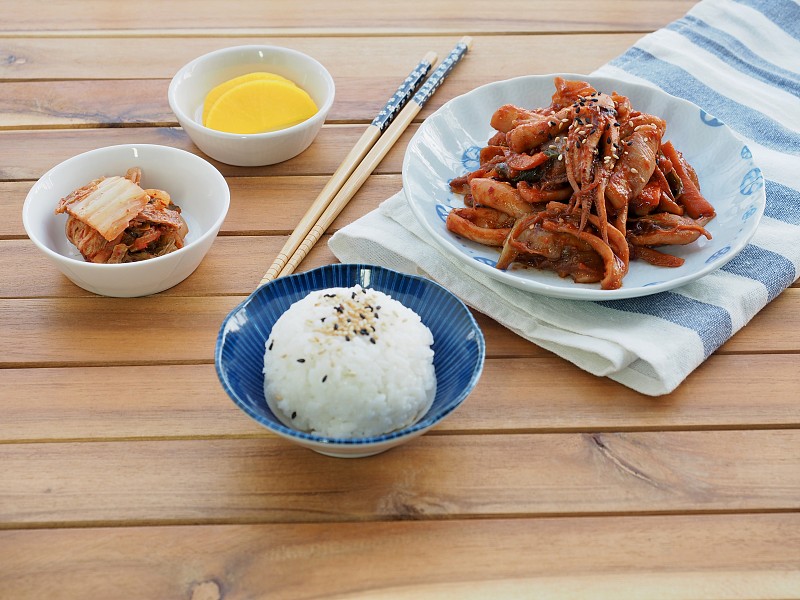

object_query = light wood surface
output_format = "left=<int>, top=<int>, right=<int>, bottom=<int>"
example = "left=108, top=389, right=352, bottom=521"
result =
left=276, top=37, right=471, bottom=278
left=264, top=48, right=442, bottom=282
left=2, top=1, right=798, bottom=598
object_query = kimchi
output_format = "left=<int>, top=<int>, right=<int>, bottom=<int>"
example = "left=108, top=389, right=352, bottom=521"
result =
left=55, top=167, right=188, bottom=263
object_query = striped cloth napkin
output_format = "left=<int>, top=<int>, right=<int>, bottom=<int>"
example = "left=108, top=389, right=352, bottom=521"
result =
left=329, top=0, right=800, bottom=396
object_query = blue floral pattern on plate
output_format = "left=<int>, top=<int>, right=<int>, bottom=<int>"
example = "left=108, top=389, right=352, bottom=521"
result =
left=706, top=246, right=731, bottom=263
left=461, top=145, right=482, bottom=170
left=700, top=109, right=724, bottom=126
left=740, top=168, right=764, bottom=195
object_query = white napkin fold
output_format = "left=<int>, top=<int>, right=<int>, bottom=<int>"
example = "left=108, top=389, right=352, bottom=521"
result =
left=330, top=0, right=800, bottom=396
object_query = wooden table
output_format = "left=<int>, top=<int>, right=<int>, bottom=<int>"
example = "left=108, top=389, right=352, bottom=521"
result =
left=2, top=1, right=799, bottom=597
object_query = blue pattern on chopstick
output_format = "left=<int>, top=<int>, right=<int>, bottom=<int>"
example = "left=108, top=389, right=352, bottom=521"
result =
left=413, top=39, right=470, bottom=107
left=371, top=56, right=436, bottom=132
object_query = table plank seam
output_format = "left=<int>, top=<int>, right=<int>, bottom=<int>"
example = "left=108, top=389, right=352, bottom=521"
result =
left=3, top=507, right=800, bottom=533
left=4, top=424, right=800, bottom=446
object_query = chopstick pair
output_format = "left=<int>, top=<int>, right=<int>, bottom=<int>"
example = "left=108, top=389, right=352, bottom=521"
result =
left=260, top=36, right=472, bottom=285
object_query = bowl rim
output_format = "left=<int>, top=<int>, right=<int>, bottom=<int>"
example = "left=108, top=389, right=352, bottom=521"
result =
left=167, top=44, right=336, bottom=141
left=215, top=263, right=486, bottom=446
left=21, top=143, right=231, bottom=269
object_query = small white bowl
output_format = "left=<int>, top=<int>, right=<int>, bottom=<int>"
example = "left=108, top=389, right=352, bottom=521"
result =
left=168, top=45, right=335, bottom=167
left=22, top=144, right=230, bottom=297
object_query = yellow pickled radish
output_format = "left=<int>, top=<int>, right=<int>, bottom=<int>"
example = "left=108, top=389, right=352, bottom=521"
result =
left=203, top=71, right=295, bottom=125
left=205, top=79, right=318, bottom=134
left=202, top=72, right=294, bottom=125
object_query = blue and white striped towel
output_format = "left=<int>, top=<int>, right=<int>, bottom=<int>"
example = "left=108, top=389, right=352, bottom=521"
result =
left=329, top=0, right=800, bottom=395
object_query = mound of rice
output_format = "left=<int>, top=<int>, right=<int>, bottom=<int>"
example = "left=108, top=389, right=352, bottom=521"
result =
left=263, top=285, right=436, bottom=438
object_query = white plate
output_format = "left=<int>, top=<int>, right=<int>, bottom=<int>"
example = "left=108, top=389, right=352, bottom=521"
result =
left=402, top=73, right=766, bottom=300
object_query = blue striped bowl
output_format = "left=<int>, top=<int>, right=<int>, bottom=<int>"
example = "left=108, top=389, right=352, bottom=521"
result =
left=215, top=264, right=485, bottom=457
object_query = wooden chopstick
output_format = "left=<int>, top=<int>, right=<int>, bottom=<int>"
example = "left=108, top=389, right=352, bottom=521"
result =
left=272, top=36, right=472, bottom=281
left=260, top=50, right=439, bottom=285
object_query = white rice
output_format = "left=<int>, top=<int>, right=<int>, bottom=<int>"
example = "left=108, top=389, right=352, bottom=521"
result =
left=263, top=285, right=436, bottom=438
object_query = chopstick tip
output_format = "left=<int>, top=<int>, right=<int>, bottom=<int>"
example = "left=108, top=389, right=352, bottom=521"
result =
left=459, top=35, right=473, bottom=49
left=423, top=50, right=438, bottom=64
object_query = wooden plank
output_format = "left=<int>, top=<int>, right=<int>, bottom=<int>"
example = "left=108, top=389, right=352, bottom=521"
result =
left=0, top=34, right=641, bottom=82
left=0, top=364, right=263, bottom=441
left=0, top=1, right=694, bottom=34
left=0, top=295, right=540, bottom=365
left=217, top=174, right=396, bottom=234
left=0, top=182, right=35, bottom=237
left=0, top=125, right=384, bottom=181
left=2, top=354, right=799, bottom=443
left=1, top=235, right=330, bottom=298
left=2, top=289, right=800, bottom=366
left=2, top=174, right=400, bottom=238
left=1, top=430, right=799, bottom=526
left=0, top=297, right=238, bottom=366
left=0, top=513, right=797, bottom=599
left=0, top=33, right=641, bottom=128
left=0, top=126, right=348, bottom=181
left=0, top=80, right=174, bottom=130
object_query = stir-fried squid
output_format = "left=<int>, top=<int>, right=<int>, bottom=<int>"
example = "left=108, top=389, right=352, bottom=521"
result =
left=446, top=77, right=716, bottom=289
left=55, top=167, right=188, bottom=263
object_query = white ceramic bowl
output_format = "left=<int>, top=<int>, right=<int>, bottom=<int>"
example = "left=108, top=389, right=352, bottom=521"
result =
left=22, top=144, right=230, bottom=297
left=168, top=45, right=335, bottom=167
